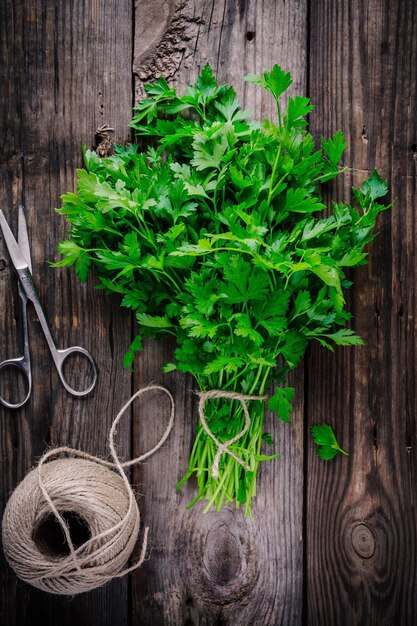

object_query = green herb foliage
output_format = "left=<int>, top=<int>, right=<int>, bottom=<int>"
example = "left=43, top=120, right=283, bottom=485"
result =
left=311, top=423, right=349, bottom=459
left=55, top=64, right=389, bottom=516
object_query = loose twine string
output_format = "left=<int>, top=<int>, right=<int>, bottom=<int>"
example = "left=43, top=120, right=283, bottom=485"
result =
left=197, top=390, right=267, bottom=479
left=2, top=385, right=175, bottom=595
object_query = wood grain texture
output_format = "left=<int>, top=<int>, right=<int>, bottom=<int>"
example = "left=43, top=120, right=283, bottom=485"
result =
left=0, top=1, right=133, bottom=625
left=2, top=1, right=417, bottom=624
left=307, top=1, right=417, bottom=624
left=132, top=1, right=306, bottom=624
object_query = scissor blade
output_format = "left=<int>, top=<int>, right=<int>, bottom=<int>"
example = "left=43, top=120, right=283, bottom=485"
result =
left=18, top=205, right=32, bottom=274
left=0, top=209, right=29, bottom=271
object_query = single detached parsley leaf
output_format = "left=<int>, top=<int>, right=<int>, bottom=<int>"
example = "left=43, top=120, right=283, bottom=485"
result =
left=311, top=423, right=349, bottom=460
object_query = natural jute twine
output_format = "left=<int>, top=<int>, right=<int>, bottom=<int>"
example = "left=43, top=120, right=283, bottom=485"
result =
left=197, top=390, right=267, bottom=479
left=1, top=385, right=175, bottom=595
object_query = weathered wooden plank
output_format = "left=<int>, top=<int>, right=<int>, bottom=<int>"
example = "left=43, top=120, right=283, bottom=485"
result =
left=307, top=1, right=417, bottom=624
left=0, top=1, right=133, bottom=624
left=132, top=1, right=306, bottom=623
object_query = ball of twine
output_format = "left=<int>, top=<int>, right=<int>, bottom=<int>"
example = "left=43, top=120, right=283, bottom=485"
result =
left=1, top=385, right=175, bottom=595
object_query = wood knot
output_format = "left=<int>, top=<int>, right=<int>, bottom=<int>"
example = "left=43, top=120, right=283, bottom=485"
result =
left=204, top=525, right=241, bottom=585
left=0, top=258, right=6, bottom=271
left=361, top=125, right=369, bottom=144
left=351, top=523, right=376, bottom=559
left=192, top=519, right=258, bottom=604
left=94, top=123, right=114, bottom=158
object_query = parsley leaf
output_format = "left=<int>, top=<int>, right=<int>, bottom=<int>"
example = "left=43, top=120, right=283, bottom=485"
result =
left=321, top=131, right=346, bottom=167
left=244, top=65, right=292, bottom=101
left=311, top=423, right=349, bottom=460
left=268, top=387, right=295, bottom=422
left=360, top=169, right=388, bottom=201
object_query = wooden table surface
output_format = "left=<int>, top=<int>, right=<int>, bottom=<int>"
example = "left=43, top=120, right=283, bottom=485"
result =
left=1, top=1, right=416, bottom=625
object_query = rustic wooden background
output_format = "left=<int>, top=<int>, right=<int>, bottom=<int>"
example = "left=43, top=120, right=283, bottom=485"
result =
left=0, top=1, right=416, bottom=624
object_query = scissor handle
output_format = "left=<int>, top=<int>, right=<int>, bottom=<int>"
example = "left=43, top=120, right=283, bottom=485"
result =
left=52, top=346, right=98, bottom=397
left=0, top=356, right=32, bottom=409
left=15, top=267, right=97, bottom=398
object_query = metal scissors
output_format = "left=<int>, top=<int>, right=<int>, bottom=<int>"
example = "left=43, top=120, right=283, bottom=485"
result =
left=0, top=206, right=97, bottom=408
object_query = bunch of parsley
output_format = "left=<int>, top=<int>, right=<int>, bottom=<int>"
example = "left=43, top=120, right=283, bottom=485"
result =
left=55, top=65, right=389, bottom=516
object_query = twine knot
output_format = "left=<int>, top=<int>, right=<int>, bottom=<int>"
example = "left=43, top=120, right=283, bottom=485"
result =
left=198, top=390, right=267, bottom=479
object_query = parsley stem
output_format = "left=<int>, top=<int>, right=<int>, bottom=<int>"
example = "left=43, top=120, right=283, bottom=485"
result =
left=313, top=166, right=349, bottom=184
left=267, top=144, right=282, bottom=207
left=276, top=98, right=282, bottom=128
left=223, top=364, right=250, bottom=390
left=249, top=364, right=264, bottom=394
left=203, top=459, right=231, bottom=513
left=270, top=171, right=289, bottom=198
left=159, top=270, right=181, bottom=294
left=180, top=371, right=273, bottom=516
left=260, top=368, right=271, bottom=394
left=214, top=246, right=254, bottom=256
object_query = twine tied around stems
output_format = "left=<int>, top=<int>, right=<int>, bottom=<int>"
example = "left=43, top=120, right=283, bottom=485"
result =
left=197, top=390, right=268, bottom=479
left=2, top=385, right=175, bottom=595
